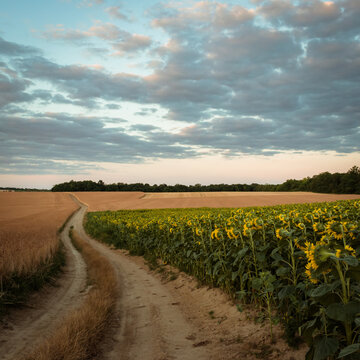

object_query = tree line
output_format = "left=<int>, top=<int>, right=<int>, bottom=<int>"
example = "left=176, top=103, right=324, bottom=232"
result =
left=51, top=166, right=360, bottom=194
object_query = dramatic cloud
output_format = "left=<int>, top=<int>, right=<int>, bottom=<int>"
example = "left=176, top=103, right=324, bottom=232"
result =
left=1, top=0, right=359, bottom=177
left=0, top=63, right=32, bottom=108
left=0, top=112, right=197, bottom=173
left=15, top=56, right=147, bottom=102
left=0, top=36, right=40, bottom=56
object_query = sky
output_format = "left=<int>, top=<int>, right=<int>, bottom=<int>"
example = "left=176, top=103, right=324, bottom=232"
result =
left=0, top=0, right=359, bottom=188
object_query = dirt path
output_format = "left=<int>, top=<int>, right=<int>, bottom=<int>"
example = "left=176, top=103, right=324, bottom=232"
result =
left=71, top=196, right=210, bottom=360
left=71, top=195, right=307, bottom=360
left=0, top=207, right=88, bottom=360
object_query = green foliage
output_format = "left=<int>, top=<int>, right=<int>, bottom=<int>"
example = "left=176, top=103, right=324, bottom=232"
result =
left=85, top=200, right=360, bottom=359
left=52, top=165, right=360, bottom=194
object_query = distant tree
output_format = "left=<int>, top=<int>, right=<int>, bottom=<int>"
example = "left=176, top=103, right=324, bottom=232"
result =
left=51, top=166, right=360, bottom=194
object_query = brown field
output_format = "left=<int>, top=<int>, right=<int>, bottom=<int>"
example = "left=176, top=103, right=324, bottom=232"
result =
left=0, top=192, right=78, bottom=277
left=73, top=191, right=360, bottom=211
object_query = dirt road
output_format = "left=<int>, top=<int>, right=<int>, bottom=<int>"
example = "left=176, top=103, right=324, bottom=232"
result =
left=0, top=207, right=87, bottom=360
left=71, top=196, right=210, bottom=360
left=71, top=195, right=306, bottom=360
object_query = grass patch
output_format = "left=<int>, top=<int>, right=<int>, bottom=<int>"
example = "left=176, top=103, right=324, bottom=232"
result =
left=24, top=230, right=117, bottom=360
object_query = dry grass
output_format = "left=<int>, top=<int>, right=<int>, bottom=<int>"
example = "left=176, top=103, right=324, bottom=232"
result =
left=24, top=230, right=117, bottom=360
left=0, top=230, right=59, bottom=279
left=0, top=193, right=78, bottom=280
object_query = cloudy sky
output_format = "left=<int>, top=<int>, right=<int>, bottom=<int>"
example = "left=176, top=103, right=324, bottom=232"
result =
left=0, top=0, right=359, bottom=188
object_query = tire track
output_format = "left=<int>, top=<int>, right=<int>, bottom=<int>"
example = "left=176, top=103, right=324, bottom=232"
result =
left=0, top=204, right=87, bottom=360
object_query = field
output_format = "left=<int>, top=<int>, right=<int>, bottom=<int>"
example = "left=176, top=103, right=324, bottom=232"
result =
left=85, top=197, right=360, bottom=359
left=74, top=191, right=360, bottom=211
left=0, top=192, right=78, bottom=301
left=2, top=191, right=360, bottom=360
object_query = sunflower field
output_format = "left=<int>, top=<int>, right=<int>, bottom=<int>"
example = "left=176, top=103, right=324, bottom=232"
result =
left=85, top=200, right=360, bottom=360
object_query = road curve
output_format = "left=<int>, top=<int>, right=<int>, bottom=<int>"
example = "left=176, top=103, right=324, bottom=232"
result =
left=71, top=195, right=210, bottom=360
left=0, top=204, right=88, bottom=360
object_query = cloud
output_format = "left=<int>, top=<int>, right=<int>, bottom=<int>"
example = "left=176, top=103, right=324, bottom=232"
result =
left=0, top=36, right=40, bottom=57
left=258, top=0, right=341, bottom=27
left=15, top=55, right=147, bottom=102
left=0, top=112, right=197, bottom=173
left=0, top=157, right=102, bottom=175
left=147, top=115, right=360, bottom=156
left=105, top=6, right=130, bottom=21
left=257, top=0, right=360, bottom=38
left=151, top=1, right=254, bottom=32
left=0, top=63, right=32, bottom=108
left=112, top=34, right=152, bottom=55
left=41, top=22, right=126, bottom=41
left=41, top=22, right=152, bottom=55
left=130, top=124, right=159, bottom=132
left=134, top=107, right=158, bottom=116
left=80, top=0, right=104, bottom=7
left=1, top=0, right=360, bottom=175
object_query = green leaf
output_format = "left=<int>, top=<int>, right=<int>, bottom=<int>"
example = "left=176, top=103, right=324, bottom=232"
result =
left=340, top=256, right=359, bottom=267
left=232, top=271, right=239, bottom=281
left=309, top=282, right=340, bottom=298
left=313, top=336, right=339, bottom=360
left=256, top=252, right=266, bottom=263
left=302, top=318, right=317, bottom=331
left=236, top=246, right=249, bottom=259
left=271, top=248, right=283, bottom=262
left=276, top=267, right=289, bottom=276
left=337, top=343, right=360, bottom=358
left=326, top=302, right=360, bottom=322
left=252, top=278, right=262, bottom=291
left=278, top=285, right=296, bottom=300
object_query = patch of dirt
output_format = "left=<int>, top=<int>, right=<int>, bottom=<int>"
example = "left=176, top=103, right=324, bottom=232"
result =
left=72, top=199, right=210, bottom=360
left=114, top=254, right=308, bottom=360
left=0, top=207, right=88, bottom=360
left=73, top=191, right=360, bottom=211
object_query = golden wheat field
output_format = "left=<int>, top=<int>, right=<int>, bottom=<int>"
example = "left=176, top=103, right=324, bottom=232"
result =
left=0, top=192, right=78, bottom=278
left=73, top=191, right=360, bottom=211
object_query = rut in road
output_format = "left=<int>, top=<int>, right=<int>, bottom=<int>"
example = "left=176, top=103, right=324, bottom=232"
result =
left=71, top=195, right=210, bottom=360
left=0, top=206, right=88, bottom=360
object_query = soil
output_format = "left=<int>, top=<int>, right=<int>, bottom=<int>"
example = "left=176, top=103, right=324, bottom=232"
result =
left=74, top=191, right=360, bottom=211
left=72, top=197, right=210, bottom=360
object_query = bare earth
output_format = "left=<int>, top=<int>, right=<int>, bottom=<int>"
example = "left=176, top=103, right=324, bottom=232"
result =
left=74, top=191, right=360, bottom=211
left=72, top=198, right=210, bottom=360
